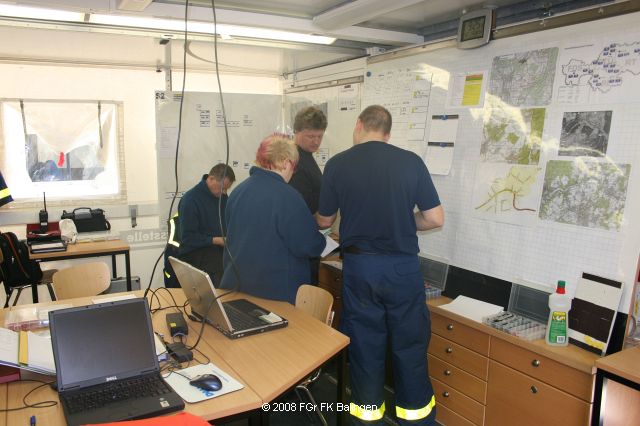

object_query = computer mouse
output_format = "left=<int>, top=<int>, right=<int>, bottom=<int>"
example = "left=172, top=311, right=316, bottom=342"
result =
left=189, top=374, right=223, bottom=392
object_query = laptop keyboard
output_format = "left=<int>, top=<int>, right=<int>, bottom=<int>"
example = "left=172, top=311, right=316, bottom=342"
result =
left=224, top=303, right=267, bottom=330
left=63, top=375, right=172, bottom=414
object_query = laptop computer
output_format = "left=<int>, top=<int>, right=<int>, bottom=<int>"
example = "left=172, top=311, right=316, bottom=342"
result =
left=169, top=256, right=288, bottom=339
left=49, top=298, right=184, bottom=426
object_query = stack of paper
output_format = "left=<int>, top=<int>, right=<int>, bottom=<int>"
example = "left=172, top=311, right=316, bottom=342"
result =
left=0, top=328, right=55, bottom=375
left=29, top=240, right=67, bottom=253
left=439, top=296, right=504, bottom=323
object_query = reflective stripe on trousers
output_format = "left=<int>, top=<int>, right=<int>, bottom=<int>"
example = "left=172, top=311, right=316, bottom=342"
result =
left=396, top=395, right=436, bottom=421
left=350, top=396, right=436, bottom=423
left=350, top=402, right=385, bottom=421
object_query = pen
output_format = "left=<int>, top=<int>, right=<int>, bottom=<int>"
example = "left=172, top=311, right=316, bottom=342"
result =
left=30, top=415, right=36, bottom=426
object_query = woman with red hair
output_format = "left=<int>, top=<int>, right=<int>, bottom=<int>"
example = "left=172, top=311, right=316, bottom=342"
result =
left=220, top=134, right=326, bottom=303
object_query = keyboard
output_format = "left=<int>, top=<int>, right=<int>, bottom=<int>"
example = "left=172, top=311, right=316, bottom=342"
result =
left=224, top=303, right=267, bottom=330
left=63, top=375, right=172, bottom=414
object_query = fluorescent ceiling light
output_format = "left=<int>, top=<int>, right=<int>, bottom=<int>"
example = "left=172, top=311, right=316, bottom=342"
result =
left=90, top=13, right=336, bottom=45
left=0, top=4, right=84, bottom=22
left=313, top=0, right=425, bottom=30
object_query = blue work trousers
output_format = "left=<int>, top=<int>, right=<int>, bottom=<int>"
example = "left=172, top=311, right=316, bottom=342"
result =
left=342, top=253, right=436, bottom=425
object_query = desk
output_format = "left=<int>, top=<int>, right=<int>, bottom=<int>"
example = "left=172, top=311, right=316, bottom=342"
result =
left=29, top=240, right=131, bottom=302
left=0, top=292, right=263, bottom=425
left=592, top=347, right=640, bottom=426
left=0, top=290, right=350, bottom=425
left=158, top=290, right=350, bottom=424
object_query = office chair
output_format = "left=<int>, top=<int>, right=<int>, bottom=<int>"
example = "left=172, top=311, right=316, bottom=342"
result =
left=0, top=250, right=57, bottom=307
left=52, top=261, right=111, bottom=300
left=294, top=284, right=335, bottom=426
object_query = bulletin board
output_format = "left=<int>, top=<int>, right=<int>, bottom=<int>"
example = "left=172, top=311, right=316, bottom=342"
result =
left=361, top=12, right=640, bottom=312
left=154, top=91, right=282, bottom=220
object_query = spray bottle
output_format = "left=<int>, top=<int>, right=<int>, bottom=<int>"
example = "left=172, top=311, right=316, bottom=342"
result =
left=546, top=280, right=571, bottom=346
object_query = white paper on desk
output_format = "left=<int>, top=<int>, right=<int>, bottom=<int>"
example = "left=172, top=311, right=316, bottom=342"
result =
left=321, top=260, right=342, bottom=270
left=92, top=294, right=138, bottom=304
left=163, top=363, right=244, bottom=403
left=0, top=327, right=19, bottom=365
left=439, top=296, right=504, bottom=323
left=37, top=304, right=73, bottom=321
left=321, top=233, right=340, bottom=258
left=27, top=331, right=55, bottom=374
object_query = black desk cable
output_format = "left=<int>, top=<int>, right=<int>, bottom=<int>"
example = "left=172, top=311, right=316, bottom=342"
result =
left=0, top=379, right=58, bottom=413
left=142, top=0, right=191, bottom=302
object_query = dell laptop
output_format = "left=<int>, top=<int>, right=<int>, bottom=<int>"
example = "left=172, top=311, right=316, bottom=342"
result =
left=49, top=298, right=184, bottom=426
left=169, top=256, right=288, bottom=339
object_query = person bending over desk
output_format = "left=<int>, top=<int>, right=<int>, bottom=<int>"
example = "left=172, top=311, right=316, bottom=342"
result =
left=220, top=134, right=326, bottom=304
left=178, top=164, right=235, bottom=287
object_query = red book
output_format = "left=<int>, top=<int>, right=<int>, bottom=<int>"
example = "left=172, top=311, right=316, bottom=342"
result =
left=0, top=364, right=21, bottom=383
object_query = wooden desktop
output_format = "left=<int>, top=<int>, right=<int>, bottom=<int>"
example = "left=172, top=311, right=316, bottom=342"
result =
left=0, top=289, right=349, bottom=425
left=28, top=239, right=131, bottom=302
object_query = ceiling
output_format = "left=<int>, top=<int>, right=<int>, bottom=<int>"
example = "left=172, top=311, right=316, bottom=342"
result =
left=0, top=0, right=618, bottom=75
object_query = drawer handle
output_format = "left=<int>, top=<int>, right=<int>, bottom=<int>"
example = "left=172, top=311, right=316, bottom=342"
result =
left=445, top=347, right=453, bottom=354
left=530, top=386, right=538, bottom=394
left=442, top=391, right=450, bottom=398
left=444, top=370, right=451, bottom=376
left=446, top=324, right=454, bottom=331
left=531, top=359, right=540, bottom=367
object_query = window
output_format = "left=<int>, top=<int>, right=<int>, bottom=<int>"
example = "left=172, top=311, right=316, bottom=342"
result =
left=0, top=99, right=125, bottom=205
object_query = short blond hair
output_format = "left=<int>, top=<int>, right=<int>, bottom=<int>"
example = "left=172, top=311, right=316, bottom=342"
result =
left=255, top=134, right=299, bottom=170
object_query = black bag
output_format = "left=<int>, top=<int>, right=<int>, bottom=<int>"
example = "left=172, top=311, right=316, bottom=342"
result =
left=0, top=231, right=43, bottom=287
left=61, top=207, right=111, bottom=233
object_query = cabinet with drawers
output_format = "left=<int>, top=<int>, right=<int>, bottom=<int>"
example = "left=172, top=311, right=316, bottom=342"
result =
left=429, top=303, right=598, bottom=426
left=315, top=262, right=599, bottom=425
left=318, top=261, right=343, bottom=329
left=428, top=311, right=489, bottom=425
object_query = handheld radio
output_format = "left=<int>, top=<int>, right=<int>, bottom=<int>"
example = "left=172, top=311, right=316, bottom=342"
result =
left=39, top=192, right=48, bottom=233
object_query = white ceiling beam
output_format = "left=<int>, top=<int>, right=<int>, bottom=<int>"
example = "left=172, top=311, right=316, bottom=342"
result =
left=144, top=2, right=423, bottom=46
left=313, top=0, right=427, bottom=31
left=4, top=0, right=424, bottom=46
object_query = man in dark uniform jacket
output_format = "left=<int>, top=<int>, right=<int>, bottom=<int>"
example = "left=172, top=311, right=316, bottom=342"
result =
left=289, top=106, right=328, bottom=284
left=178, top=164, right=235, bottom=286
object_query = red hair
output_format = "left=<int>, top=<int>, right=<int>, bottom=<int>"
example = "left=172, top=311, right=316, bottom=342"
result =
left=255, top=134, right=299, bottom=170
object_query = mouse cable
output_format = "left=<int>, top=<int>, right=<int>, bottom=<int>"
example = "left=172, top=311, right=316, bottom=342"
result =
left=0, top=380, right=58, bottom=412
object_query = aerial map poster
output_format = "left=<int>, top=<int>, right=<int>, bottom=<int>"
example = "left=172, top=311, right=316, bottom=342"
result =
left=363, top=12, right=640, bottom=311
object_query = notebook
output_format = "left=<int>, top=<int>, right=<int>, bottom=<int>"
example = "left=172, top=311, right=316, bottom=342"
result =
left=48, top=298, right=184, bottom=426
left=169, top=256, right=288, bottom=339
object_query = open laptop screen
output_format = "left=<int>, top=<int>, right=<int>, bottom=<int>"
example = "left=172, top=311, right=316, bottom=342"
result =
left=50, top=299, right=158, bottom=391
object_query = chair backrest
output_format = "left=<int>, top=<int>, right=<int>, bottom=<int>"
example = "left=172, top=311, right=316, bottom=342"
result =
left=52, top=261, right=111, bottom=300
left=295, top=284, right=334, bottom=326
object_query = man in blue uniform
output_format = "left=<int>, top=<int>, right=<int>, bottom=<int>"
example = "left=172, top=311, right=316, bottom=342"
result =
left=178, top=164, right=235, bottom=286
left=289, top=106, right=328, bottom=284
left=317, top=105, right=444, bottom=425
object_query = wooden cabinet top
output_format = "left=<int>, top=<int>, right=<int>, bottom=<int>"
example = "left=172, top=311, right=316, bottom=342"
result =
left=429, top=297, right=600, bottom=374
left=595, top=346, right=640, bottom=383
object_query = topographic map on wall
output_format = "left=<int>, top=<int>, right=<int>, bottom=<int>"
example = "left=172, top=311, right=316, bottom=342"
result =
left=472, top=163, right=542, bottom=225
left=555, top=38, right=640, bottom=104
left=539, top=160, right=631, bottom=230
left=488, top=47, right=559, bottom=107
left=481, top=107, right=545, bottom=164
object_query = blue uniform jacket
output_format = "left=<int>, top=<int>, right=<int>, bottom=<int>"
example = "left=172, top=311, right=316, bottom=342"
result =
left=178, top=175, right=227, bottom=255
left=220, top=167, right=326, bottom=303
